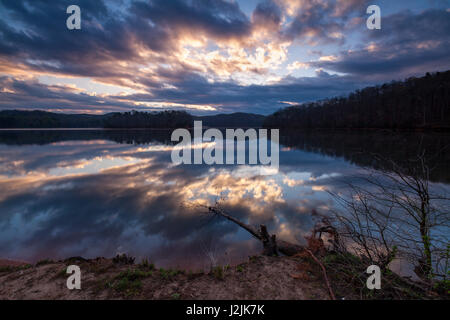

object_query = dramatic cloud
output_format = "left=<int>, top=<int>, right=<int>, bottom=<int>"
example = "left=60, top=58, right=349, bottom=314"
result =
left=312, top=9, right=450, bottom=80
left=0, top=73, right=368, bottom=114
left=281, top=0, right=370, bottom=44
left=0, top=0, right=449, bottom=114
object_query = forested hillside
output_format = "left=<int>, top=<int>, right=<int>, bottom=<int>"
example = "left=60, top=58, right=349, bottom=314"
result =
left=0, top=110, right=105, bottom=128
left=103, top=110, right=192, bottom=128
left=264, top=71, right=450, bottom=130
left=0, top=110, right=263, bottom=129
left=195, top=112, right=265, bottom=128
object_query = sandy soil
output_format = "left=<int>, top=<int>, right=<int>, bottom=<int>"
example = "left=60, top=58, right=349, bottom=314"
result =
left=0, top=255, right=331, bottom=300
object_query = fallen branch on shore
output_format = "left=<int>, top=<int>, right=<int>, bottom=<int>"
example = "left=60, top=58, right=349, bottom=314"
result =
left=207, top=206, right=303, bottom=256
left=207, top=206, right=338, bottom=299
left=205, top=205, right=448, bottom=300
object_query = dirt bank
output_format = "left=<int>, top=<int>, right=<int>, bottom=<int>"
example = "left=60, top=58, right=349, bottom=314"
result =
left=0, top=255, right=331, bottom=300
left=2, top=251, right=446, bottom=300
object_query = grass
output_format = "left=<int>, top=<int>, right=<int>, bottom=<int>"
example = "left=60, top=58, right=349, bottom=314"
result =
left=35, top=259, right=53, bottom=267
left=91, top=265, right=113, bottom=274
left=110, top=268, right=153, bottom=296
left=55, top=267, right=68, bottom=279
left=115, top=269, right=153, bottom=281
left=0, top=266, right=13, bottom=273
left=159, top=268, right=181, bottom=280
left=171, top=293, right=181, bottom=300
left=317, top=250, right=442, bottom=300
left=139, top=258, right=155, bottom=271
left=433, top=279, right=450, bottom=295
left=0, top=264, right=32, bottom=273
left=211, top=266, right=225, bottom=280
left=114, top=278, right=143, bottom=296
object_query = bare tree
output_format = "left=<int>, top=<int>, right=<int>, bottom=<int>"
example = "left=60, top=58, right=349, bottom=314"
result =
left=328, top=153, right=450, bottom=280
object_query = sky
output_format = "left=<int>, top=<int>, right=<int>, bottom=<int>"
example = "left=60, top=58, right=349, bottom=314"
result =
left=0, top=0, right=449, bottom=115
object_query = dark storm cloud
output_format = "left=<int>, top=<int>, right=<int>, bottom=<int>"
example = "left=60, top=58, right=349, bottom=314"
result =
left=313, top=9, right=450, bottom=80
left=282, top=0, right=370, bottom=44
left=0, top=0, right=131, bottom=63
left=252, top=0, right=283, bottom=31
left=130, top=0, right=251, bottom=41
left=0, top=0, right=251, bottom=78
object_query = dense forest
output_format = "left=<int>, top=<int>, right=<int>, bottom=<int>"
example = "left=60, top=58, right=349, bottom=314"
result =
left=105, top=111, right=265, bottom=128
left=194, top=112, right=265, bottom=128
left=0, top=110, right=186, bottom=129
left=0, top=110, right=264, bottom=129
left=0, top=110, right=193, bottom=129
left=0, top=110, right=106, bottom=128
left=103, top=110, right=192, bottom=128
left=264, top=71, right=450, bottom=130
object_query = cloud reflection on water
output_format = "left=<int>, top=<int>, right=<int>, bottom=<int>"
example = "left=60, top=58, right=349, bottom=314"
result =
left=0, top=131, right=389, bottom=269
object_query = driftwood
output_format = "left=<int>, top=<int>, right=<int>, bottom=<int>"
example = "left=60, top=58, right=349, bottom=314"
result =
left=208, top=206, right=303, bottom=256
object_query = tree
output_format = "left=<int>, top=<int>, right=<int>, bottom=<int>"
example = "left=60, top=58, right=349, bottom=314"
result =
left=264, top=70, right=450, bottom=130
left=328, top=153, right=450, bottom=280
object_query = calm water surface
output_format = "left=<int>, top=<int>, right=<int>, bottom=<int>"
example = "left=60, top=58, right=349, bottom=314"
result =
left=0, top=130, right=449, bottom=270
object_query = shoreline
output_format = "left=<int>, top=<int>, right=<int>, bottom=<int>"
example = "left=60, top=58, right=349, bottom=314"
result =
left=0, top=255, right=331, bottom=300
left=1, top=252, right=446, bottom=300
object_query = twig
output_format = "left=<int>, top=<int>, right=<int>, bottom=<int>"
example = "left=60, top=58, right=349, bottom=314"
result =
left=305, top=248, right=336, bottom=300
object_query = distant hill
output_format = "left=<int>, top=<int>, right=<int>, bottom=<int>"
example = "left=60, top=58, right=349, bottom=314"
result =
left=194, top=112, right=266, bottom=128
left=103, top=110, right=193, bottom=129
left=264, top=71, right=450, bottom=130
left=0, top=110, right=106, bottom=128
left=0, top=110, right=266, bottom=129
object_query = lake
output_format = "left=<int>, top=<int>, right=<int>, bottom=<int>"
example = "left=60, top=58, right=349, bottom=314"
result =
left=0, top=129, right=449, bottom=271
